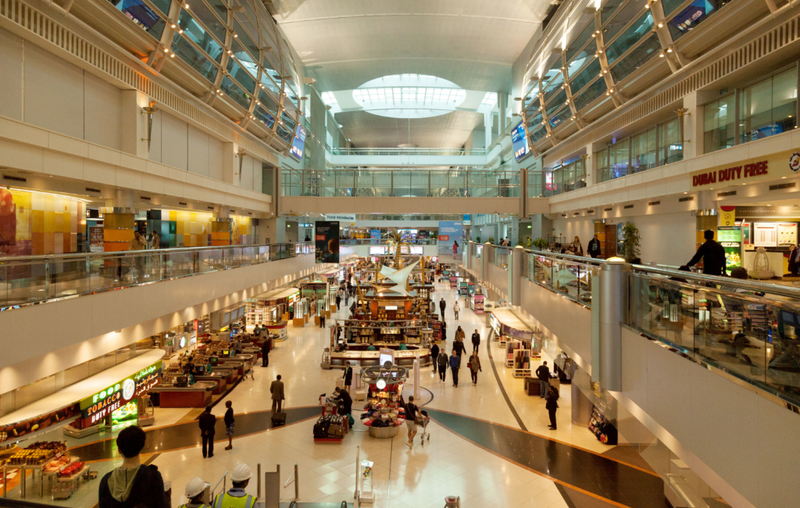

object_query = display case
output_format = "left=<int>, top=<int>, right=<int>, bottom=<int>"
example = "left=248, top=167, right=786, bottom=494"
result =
left=512, top=349, right=532, bottom=378
left=471, top=294, right=484, bottom=314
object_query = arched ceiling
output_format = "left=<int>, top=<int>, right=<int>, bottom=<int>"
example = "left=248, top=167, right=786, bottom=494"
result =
left=269, top=0, right=549, bottom=148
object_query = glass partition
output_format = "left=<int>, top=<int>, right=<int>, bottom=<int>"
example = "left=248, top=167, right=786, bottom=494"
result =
left=172, top=33, right=217, bottom=83
left=608, top=34, right=661, bottom=82
left=573, top=77, right=607, bottom=112
left=523, top=250, right=601, bottom=307
left=739, top=68, right=797, bottom=144
left=703, top=94, right=736, bottom=153
left=605, top=11, right=654, bottom=66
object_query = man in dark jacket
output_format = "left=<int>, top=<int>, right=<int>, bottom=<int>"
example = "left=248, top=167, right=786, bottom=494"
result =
left=449, top=349, right=461, bottom=387
left=546, top=385, right=559, bottom=430
left=224, top=401, right=235, bottom=451
left=430, top=343, right=440, bottom=374
left=687, top=230, right=727, bottom=276
left=343, top=363, right=353, bottom=391
left=587, top=234, right=602, bottom=258
left=98, top=426, right=167, bottom=508
left=261, top=338, right=270, bottom=368
left=471, top=329, right=481, bottom=353
left=439, top=298, right=446, bottom=320
left=453, top=338, right=465, bottom=357
left=333, top=387, right=352, bottom=416
left=198, top=406, right=216, bottom=458
left=437, top=351, right=449, bottom=383
left=535, top=361, right=550, bottom=399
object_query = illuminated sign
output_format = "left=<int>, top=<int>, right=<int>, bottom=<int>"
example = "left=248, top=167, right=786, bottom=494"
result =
left=692, top=161, right=768, bottom=187
left=80, top=361, right=162, bottom=426
left=289, top=125, right=307, bottom=160
left=511, top=122, right=530, bottom=161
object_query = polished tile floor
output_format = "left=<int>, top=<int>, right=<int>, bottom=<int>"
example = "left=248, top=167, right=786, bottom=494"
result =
left=15, top=278, right=665, bottom=507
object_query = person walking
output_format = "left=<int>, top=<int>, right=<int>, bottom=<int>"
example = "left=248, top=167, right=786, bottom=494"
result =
left=441, top=321, right=448, bottom=343
left=214, top=463, right=256, bottom=508
left=686, top=230, right=727, bottom=276
left=453, top=336, right=465, bottom=357
left=468, top=351, right=482, bottom=385
left=546, top=385, right=560, bottom=430
left=198, top=406, right=216, bottom=458
left=405, top=395, right=419, bottom=449
left=449, top=349, right=461, bottom=387
left=335, top=293, right=341, bottom=311
left=430, top=342, right=440, bottom=375
left=455, top=326, right=465, bottom=343
left=224, top=401, right=235, bottom=451
left=343, top=363, right=353, bottom=392
left=439, top=298, right=446, bottom=320
left=471, top=329, right=481, bottom=353
left=261, top=338, right=270, bottom=368
left=535, top=361, right=550, bottom=399
left=437, top=350, right=449, bottom=383
left=571, top=236, right=584, bottom=256
left=270, top=374, right=285, bottom=413
left=587, top=234, right=602, bottom=258
left=98, top=426, right=168, bottom=508
left=181, top=477, right=210, bottom=508
left=453, top=300, right=460, bottom=320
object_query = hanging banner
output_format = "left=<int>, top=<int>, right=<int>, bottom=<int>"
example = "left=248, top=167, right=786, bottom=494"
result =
left=325, top=214, right=356, bottom=222
left=438, top=221, right=463, bottom=255
left=370, top=229, right=381, bottom=244
left=89, top=226, right=104, bottom=252
left=315, top=221, right=340, bottom=263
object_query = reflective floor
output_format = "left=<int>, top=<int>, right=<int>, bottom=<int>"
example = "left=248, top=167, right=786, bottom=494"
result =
left=9, top=278, right=668, bottom=508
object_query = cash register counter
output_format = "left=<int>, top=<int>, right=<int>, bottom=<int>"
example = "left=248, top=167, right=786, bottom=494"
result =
left=194, top=370, right=232, bottom=394
left=329, top=346, right=431, bottom=369
left=151, top=381, right=216, bottom=408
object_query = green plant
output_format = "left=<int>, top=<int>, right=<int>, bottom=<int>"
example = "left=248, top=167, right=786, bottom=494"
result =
left=532, top=237, right=549, bottom=250
left=620, top=222, right=641, bottom=262
left=476, top=236, right=481, bottom=243
left=488, top=237, right=495, bottom=244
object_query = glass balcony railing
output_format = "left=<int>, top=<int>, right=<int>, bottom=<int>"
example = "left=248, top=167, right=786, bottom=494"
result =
left=329, top=147, right=488, bottom=156
left=518, top=248, right=604, bottom=307
left=0, top=243, right=314, bottom=309
left=627, top=266, right=800, bottom=407
left=339, top=238, right=438, bottom=246
left=281, top=169, right=520, bottom=198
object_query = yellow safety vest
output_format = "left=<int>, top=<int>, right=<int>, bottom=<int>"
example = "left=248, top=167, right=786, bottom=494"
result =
left=179, top=504, right=210, bottom=508
left=213, top=492, right=256, bottom=508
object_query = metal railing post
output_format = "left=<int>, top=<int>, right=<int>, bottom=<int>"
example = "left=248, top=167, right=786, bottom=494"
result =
left=294, top=463, right=299, bottom=500
left=257, top=463, right=261, bottom=500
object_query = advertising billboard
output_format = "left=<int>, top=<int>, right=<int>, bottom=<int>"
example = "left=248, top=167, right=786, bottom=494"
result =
left=289, top=125, right=307, bottom=160
left=315, top=221, right=340, bottom=263
left=512, top=122, right=530, bottom=161
left=438, top=221, right=464, bottom=255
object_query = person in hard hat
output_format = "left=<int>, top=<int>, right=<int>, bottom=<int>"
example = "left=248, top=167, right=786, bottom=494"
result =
left=181, top=477, right=210, bottom=508
left=213, top=463, right=256, bottom=508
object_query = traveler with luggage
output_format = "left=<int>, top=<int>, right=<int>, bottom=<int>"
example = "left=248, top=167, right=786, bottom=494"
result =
left=213, top=463, right=256, bottom=508
left=271, top=375, right=285, bottom=413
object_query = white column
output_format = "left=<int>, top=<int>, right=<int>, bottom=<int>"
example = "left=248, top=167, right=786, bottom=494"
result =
left=484, top=113, right=493, bottom=148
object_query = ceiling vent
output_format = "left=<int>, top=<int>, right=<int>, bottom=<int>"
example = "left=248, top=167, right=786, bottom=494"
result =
left=770, top=182, right=796, bottom=191
left=3, top=175, right=26, bottom=183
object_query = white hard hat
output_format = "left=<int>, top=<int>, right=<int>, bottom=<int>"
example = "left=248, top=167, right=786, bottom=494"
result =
left=185, top=477, right=208, bottom=498
left=231, top=463, right=253, bottom=482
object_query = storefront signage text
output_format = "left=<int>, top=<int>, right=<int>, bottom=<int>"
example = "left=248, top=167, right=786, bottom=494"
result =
left=80, top=361, right=162, bottom=425
left=692, top=161, right=768, bottom=187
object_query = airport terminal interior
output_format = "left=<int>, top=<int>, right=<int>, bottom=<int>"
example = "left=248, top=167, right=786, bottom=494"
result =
left=2, top=0, right=800, bottom=507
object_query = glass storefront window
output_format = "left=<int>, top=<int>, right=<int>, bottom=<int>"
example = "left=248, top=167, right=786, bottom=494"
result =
left=703, top=94, right=735, bottom=152
left=171, top=33, right=217, bottom=83
left=668, top=0, right=727, bottom=42
left=610, top=140, right=629, bottom=179
left=570, top=58, right=601, bottom=93
left=233, top=20, right=260, bottom=62
left=566, top=20, right=597, bottom=63
left=253, top=105, right=275, bottom=128
left=601, top=0, right=627, bottom=24
left=546, top=90, right=567, bottom=114
left=227, top=58, right=256, bottom=94
left=149, top=0, right=170, bottom=16
left=659, top=118, right=683, bottom=165
left=609, top=35, right=661, bottom=82
left=630, top=127, right=657, bottom=173
left=186, top=0, right=226, bottom=42
left=221, top=75, right=251, bottom=110
left=739, top=69, right=798, bottom=143
left=605, top=11, right=653, bottom=66
left=596, top=148, right=610, bottom=182
left=573, top=78, right=607, bottom=111
left=603, top=0, right=648, bottom=43
left=109, top=0, right=165, bottom=39
left=178, top=10, right=224, bottom=63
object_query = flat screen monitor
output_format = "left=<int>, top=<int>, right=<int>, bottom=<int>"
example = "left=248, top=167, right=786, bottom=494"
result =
left=223, top=312, right=231, bottom=324
left=512, top=122, right=530, bottom=161
left=289, top=125, right=307, bottom=160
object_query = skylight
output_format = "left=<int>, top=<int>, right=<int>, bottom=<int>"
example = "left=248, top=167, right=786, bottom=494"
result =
left=353, top=74, right=467, bottom=119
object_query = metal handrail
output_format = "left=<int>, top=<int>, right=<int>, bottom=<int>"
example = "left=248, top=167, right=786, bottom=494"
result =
left=0, top=242, right=311, bottom=264
left=330, top=147, right=488, bottom=156
left=211, top=470, right=228, bottom=500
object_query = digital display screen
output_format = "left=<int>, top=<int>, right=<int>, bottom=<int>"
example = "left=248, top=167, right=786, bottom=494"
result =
left=512, top=122, right=530, bottom=161
left=290, top=124, right=307, bottom=160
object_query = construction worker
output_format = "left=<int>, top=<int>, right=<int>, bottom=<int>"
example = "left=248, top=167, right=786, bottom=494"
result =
left=181, top=477, right=210, bottom=508
left=213, top=463, right=256, bottom=508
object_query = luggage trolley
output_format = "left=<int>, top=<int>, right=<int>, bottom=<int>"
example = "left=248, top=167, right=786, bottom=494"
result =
left=419, top=410, right=431, bottom=445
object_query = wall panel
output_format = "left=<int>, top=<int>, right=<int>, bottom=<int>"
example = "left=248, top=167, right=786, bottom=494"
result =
left=160, top=112, right=188, bottom=170
left=187, top=125, right=210, bottom=177
left=83, top=72, right=122, bottom=150
left=0, top=29, right=22, bottom=121
left=24, top=44, right=83, bottom=139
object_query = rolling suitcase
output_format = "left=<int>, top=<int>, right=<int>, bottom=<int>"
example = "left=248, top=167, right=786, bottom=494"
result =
left=272, top=411, right=287, bottom=426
